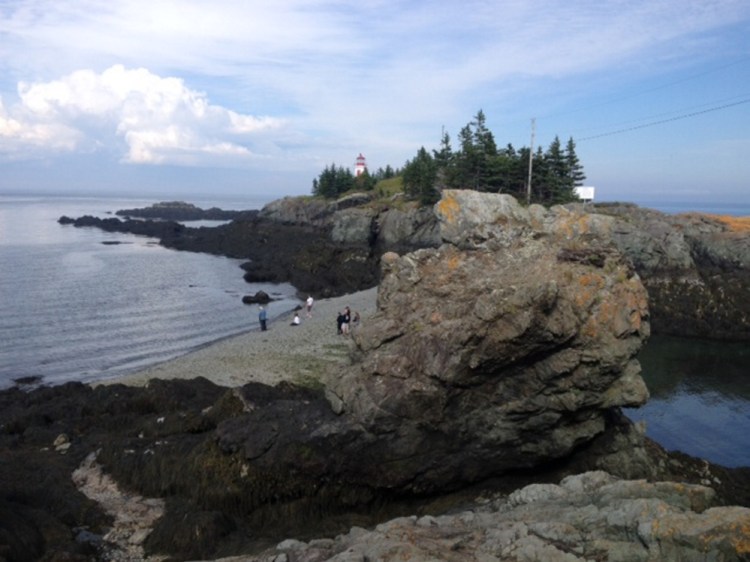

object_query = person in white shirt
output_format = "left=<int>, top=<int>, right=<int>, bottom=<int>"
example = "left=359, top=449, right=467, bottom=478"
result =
left=306, top=295, right=314, bottom=317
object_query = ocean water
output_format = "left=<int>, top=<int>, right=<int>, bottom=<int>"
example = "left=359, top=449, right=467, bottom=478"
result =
left=625, top=335, right=750, bottom=468
left=0, top=195, right=299, bottom=388
left=639, top=201, right=750, bottom=217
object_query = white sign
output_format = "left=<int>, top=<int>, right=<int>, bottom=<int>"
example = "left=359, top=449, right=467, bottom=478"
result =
left=575, top=186, right=595, bottom=201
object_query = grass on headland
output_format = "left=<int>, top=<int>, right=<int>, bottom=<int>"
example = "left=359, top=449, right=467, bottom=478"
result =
left=707, top=214, right=750, bottom=232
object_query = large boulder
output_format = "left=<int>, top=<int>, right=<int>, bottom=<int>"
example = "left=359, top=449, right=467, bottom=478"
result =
left=215, top=191, right=651, bottom=497
left=326, top=191, right=650, bottom=490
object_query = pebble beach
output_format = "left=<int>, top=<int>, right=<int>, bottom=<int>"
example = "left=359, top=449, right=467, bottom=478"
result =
left=110, top=287, right=378, bottom=388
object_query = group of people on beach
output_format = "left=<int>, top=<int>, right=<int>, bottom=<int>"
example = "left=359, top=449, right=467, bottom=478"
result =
left=289, top=295, right=313, bottom=327
left=257, top=295, right=317, bottom=330
left=257, top=295, right=360, bottom=335
left=336, top=306, right=360, bottom=335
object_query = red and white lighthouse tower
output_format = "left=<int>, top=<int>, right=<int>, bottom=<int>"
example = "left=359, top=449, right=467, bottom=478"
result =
left=355, top=153, right=367, bottom=177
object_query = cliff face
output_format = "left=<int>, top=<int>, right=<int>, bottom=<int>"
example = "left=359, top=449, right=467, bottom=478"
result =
left=259, top=192, right=441, bottom=251
left=594, top=203, right=750, bottom=341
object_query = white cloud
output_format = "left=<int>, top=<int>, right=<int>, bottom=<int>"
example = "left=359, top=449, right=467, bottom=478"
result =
left=0, top=97, right=82, bottom=156
left=2, top=64, right=284, bottom=165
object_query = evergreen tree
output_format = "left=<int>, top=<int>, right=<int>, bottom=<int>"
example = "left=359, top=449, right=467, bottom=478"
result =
left=433, top=129, right=454, bottom=190
left=542, top=136, right=568, bottom=203
left=433, top=129, right=453, bottom=169
left=403, top=147, right=439, bottom=204
left=312, top=163, right=355, bottom=198
left=335, top=165, right=354, bottom=196
left=565, top=137, right=586, bottom=187
left=452, top=124, right=478, bottom=189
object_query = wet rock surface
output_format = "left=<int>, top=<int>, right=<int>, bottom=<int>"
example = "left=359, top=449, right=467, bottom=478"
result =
left=2, top=378, right=749, bottom=561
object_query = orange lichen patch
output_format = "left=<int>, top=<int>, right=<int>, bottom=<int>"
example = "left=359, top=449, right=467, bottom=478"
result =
left=705, top=214, right=750, bottom=232
left=557, top=214, right=593, bottom=239
left=447, top=254, right=463, bottom=271
left=729, top=520, right=750, bottom=554
left=574, top=272, right=605, bottom=309
left=436, top=193, right=461, bottom=224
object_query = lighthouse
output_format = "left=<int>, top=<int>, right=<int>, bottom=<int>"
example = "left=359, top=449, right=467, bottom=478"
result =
left=354, top=153, right=367, bottom=177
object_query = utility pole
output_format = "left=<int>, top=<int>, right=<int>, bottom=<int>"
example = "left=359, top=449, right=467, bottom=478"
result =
left=526, top=117, right=535, bottom=205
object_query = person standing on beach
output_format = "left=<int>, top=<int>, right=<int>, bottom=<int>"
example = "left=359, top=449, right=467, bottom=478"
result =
left=341, top=306, right=351, bottom=335
left=258, top=306, right=268, bottom=331
left=306, top=295, right=314, bottom=318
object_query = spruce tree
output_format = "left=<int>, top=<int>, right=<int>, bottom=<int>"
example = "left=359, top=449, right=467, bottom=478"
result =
left=403, top=147, right=439, bottom=204
left=565, top=137, right=586, bottom=187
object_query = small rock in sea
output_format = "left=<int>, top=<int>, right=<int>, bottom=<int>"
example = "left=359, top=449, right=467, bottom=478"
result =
left=13, top=375, right=42, bottom=387
left=242, top=290, right=272, bottom=304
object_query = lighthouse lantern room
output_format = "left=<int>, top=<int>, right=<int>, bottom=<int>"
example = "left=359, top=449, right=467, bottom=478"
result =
left=355, top=153, right=367, bottom=177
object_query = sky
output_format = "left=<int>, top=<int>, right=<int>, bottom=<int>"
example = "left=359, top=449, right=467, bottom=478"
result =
left=0, top=0, right=749, bottom=208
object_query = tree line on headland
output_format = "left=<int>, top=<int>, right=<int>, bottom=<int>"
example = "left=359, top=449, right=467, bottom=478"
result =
left=312, top=110, right=586, bottom=205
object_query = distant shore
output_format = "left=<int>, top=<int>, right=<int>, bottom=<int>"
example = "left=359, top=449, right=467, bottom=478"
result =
left=107, top=287, right=378, bottom=388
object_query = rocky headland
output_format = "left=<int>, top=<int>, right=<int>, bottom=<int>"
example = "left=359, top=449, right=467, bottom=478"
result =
left=59, top=192, right=749, bottom=341
left=3, top=191, right=747, bottom=560
left=115, top=201, right=256, bottom=222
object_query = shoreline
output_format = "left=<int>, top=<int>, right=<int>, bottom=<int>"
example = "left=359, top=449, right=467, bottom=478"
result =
left=105, top=287, right=378, bottom=388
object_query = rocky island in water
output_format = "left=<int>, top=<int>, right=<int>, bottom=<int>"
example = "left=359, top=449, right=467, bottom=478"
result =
left=3, top=190, right=749, bottom=561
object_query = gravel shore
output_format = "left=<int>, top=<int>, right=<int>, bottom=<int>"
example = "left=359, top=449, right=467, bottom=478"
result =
left=110, top=287, right=378, bottom=388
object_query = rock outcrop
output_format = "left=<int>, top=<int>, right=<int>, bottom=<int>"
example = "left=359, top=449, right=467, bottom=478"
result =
left=3, top=376, right=749, bottom=561
left=593, top=203, right=750, bottom=341
left=207, top=190, right=652, bottom=503
left=251, top=471, right=750, bottom=562
left=318, top=190, right=651, bottom=492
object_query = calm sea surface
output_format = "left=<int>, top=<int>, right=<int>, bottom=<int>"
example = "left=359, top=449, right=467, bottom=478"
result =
left=0, top=195, right=748, bottom=468
left=0, top=195, right=298, bottom=388
left=625, top=335, right=750, bottom=468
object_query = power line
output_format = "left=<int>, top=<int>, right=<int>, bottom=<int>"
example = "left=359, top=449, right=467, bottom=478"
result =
left=540, top=56, right=750, bottom=122
left=570, top=93, right=750, bottom=136
left=577, top=97, right=750, bottom=141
